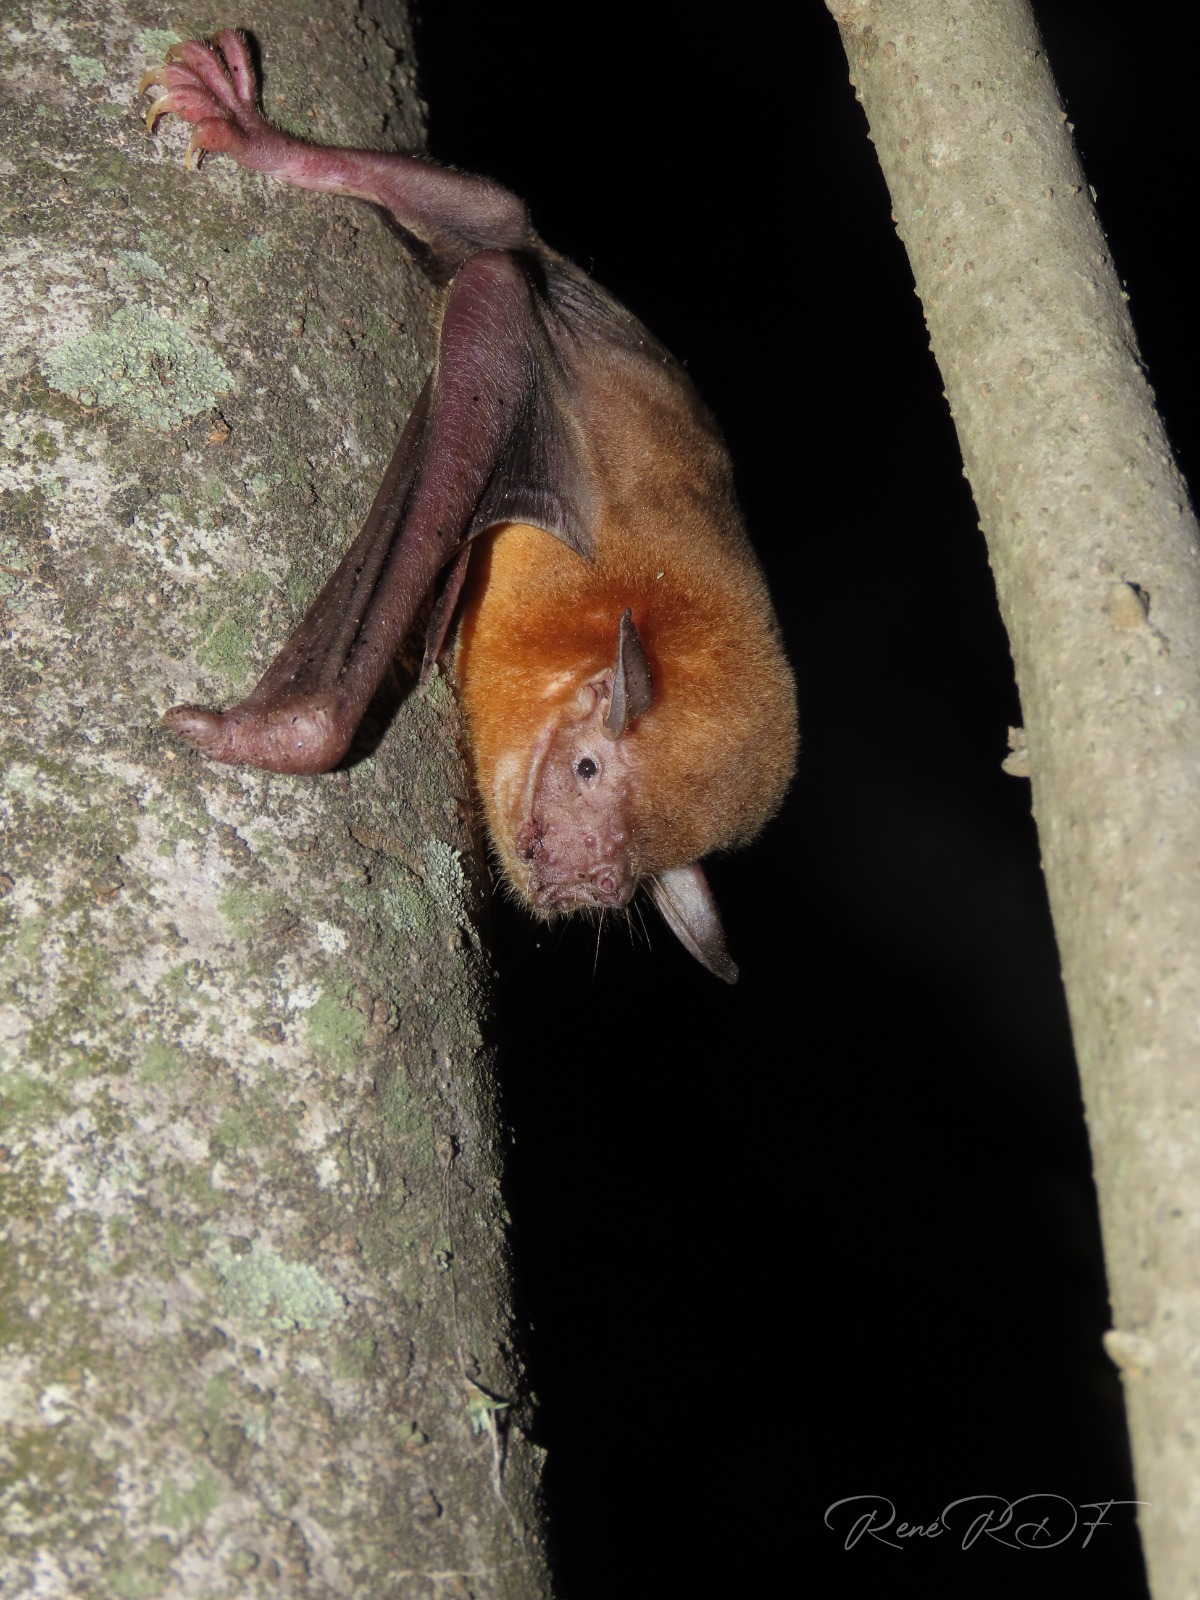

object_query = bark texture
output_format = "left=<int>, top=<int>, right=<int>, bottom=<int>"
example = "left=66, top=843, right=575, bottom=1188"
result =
left=0, top=4, right=548, bottom=1596
left=824, top=1, right=1200, bottom=1591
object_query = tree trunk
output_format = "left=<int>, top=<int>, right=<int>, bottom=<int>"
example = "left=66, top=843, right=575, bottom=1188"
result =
left=823, top=1, right=1200, bottom=1592
left=0, top=5, right=548, bottom=1595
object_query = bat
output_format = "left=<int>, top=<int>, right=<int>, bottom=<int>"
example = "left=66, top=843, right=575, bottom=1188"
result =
left=140, top=30, right=798, bottom=982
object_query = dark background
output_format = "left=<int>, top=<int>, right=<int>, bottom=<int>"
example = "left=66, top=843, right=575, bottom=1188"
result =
left=412, top=5, right=1195, bottom=1595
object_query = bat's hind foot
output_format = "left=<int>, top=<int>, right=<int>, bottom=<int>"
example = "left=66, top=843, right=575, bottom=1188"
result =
left=139, top=29, right=271, bottom=170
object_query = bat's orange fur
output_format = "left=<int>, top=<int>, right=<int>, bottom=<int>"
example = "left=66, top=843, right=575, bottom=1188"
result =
left=457, top=511, right=797, bottom=901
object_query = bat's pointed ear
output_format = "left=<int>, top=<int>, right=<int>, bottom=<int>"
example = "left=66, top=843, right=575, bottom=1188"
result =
left=602, top=608, right=653, bottom=740
left=649, top=864, right=738, bottom=983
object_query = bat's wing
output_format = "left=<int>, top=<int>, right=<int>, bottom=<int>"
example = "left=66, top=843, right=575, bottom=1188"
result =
left=468, top=350, right=595, bottom=551
left=418, top=338, right=597, bottom=678
left=165, top=252, right=595, bottom=773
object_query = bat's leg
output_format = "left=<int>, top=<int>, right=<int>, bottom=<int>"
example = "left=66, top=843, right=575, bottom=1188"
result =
left=140, top=30, right=531, bottom=268
left=164, top=250, right=539, bottom=773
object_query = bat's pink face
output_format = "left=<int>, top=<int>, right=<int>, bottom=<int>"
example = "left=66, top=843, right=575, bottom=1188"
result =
left=495, top=671, right=640, bottom=914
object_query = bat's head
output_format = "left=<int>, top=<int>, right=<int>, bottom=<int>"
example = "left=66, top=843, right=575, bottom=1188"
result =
left=504, top=607, right=648, bottom=915
left=504, top=670, right=740, bottom=981
left=456, top=523, right=798, bottom=981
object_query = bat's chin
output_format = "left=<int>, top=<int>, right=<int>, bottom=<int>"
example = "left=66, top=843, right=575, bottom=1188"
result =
left=513, top=806, right=637, bottom=913
left=498, top=700, right=640, bottom=914
left=530, top=871, right=636, bottom=915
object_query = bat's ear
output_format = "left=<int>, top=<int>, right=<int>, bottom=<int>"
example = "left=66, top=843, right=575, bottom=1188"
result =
left=603, top=609, right=653, bottom=740
left=649, top=864, right=738, bottom=984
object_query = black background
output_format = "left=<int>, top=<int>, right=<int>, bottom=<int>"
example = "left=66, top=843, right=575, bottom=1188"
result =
left=413, top=5, right=1195, bottom=1595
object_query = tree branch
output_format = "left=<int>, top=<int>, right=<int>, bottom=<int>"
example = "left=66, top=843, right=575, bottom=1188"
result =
left=825, top=1, right=1200, bottom=1590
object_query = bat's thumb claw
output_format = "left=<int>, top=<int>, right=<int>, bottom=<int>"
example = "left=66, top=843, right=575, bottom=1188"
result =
left=163, top=696, right=352, bottom=774
left=163, top=704, right=227, bottom=753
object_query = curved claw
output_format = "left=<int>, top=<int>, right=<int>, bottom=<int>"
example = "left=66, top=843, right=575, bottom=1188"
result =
left=142, top=92, right=176, bottom=134
left=137, top=34, right=266, bottom=170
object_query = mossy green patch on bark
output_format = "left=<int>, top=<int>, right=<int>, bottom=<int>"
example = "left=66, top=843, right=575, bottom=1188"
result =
left=193, top=577, right=276, bottom=688
left=134, top=28, right=181, bottom=59
left=305, top=990, right=368, bottom=1067
left=155, top=1467, right=222, bottom=1531
left=110, top=249, right=167, bottom=286
left=381, top=1068, right=436, bottom=1173
left=208, top=1239, right=346, bottom=1335
left=41, top=305, right=234, bottom=430
left=67, top=54, right=106, bottom=86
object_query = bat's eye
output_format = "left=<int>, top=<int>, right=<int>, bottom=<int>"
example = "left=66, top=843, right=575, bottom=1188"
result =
left=575, top=756, right=598, bottom=781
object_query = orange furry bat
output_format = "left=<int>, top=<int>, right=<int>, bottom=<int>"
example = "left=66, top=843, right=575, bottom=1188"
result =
left=142, top=31, right=797, bottom=981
